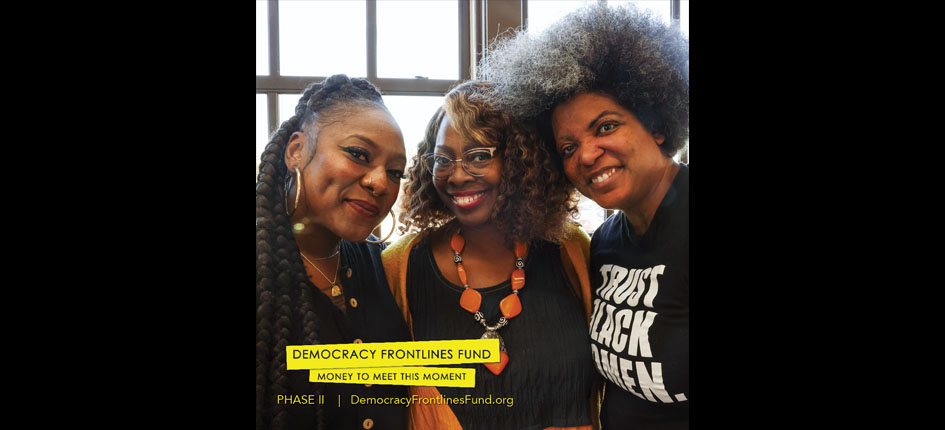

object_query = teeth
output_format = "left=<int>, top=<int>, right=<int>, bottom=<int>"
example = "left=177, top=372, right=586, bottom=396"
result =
left=592, top=168, right=616, bottom=184
left=454, top=192, right=485, bottom=206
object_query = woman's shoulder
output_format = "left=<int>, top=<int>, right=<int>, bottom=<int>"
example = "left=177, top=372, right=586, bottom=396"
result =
left=381, top=233, right=423, bottom=261
left=560, top=221, right=591, bottom=246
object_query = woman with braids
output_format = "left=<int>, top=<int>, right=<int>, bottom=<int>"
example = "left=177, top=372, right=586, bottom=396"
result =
left=256, top=74, right=412, bottom=430
left=382, top=80, right=600, bottom=430
left=479, top=4, right=689, bottom=429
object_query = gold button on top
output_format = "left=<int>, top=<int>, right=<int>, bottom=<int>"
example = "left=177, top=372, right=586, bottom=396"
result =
left=349, top=298, right=358, bottom=308
left=363, top=418, right=374, bottom=429
left=347, top=268, right=353, bottom=278
left=364, top=383, right=372, bottom=388
left=353, top=338, right=363, bottom=344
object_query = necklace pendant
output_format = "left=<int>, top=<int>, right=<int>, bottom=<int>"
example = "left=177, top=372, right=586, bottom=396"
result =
left=480, top=329, right=510, bottom=375
left=451, top=231, right=524, bottom=376
left=330, top=284, right=342, bottom=297
left=480, top=327, right=506, bottom=351
left=483, top=350, right=509, bottom=375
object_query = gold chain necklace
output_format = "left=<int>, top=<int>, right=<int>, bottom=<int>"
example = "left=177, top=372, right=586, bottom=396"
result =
left=300, top=251, right=342, bottom=297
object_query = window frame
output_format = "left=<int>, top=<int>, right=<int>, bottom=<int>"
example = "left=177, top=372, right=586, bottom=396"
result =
left=257, top=0, right=683, bottom=135
left=256, top=0, right=472, bottom=137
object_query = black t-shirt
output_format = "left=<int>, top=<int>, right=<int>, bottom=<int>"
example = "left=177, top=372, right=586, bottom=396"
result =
left=406, top=238, right=596, bottom=430
left=286, top=238, right=412, bottom=430
left=589, top=164, right=689, bottom=429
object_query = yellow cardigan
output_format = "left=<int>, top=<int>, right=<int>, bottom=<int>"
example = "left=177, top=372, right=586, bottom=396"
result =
left=381, top=223, right=599, bottom=430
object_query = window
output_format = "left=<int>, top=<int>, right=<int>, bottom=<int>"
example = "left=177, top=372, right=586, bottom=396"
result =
left=256, top=94, right=268, bottom=177
left=256, top=1, right=268, bottom=76
left=526, top=0, right=598, bottom=35
left=608, top=0, right=672, bottom=24
left=256, top=0, right=469, bottom=178
left=376, top=1, right=459, bottom=80
left=257, top=1, right=469, bottom=243
left=277, top=93, right=301, bottom=126
left=381, top=95, right=445, bottom=154
left=278, top=1, right=367, bottom=77
left=527, top=0, right=682, bottom=35
left=573, top=194, right=610, bottom=233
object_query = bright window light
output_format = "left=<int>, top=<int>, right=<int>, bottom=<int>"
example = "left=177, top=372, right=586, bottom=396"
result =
left=377, top=1, right=459, bottom=80
left=382, top=95, right=445, bottom=162
left=278, top=93, right=302, bottom=126
left=383, top=94, right=445, bottom=244
left=573, top=194, right=609, bottom=234
left=279, top=1, right=366, bottom=77
left=257, top=94, right=269, bottom=175
left=527, top=0, right=597, bottom=35
left=608, top=1, right=672, bottom=24
left=256, top=1, right=268, bottom=76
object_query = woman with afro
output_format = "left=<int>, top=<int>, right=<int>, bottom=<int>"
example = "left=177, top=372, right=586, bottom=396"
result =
left=256, top=74, right=412, bottom=430
left=382, top=80, right=600, bottom=430
left=480, top=4, right=690, bottom=429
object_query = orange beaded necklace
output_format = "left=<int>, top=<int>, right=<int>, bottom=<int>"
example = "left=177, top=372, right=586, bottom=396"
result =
left=451, top=232, right=526, bottom=375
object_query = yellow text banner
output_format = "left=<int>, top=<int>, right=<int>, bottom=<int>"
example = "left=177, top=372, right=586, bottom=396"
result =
left=287, top=339, right=500, bottom=370
left=309, top=366, right=476, bottom=388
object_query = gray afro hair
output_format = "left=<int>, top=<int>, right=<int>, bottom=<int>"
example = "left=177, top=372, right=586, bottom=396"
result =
left=479, top=3, right=689, bottom=156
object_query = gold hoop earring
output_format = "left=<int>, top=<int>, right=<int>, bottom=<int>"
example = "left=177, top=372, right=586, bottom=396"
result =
left=284, top=168, right=301, bottom=217
left=365, top=210, right=396, bottom=244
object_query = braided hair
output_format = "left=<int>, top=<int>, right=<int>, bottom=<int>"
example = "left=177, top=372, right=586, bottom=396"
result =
left=255, top=74, right=387, bottom=430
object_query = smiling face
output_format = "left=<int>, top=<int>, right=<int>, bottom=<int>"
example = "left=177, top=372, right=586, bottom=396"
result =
left=551, top=92, right=673, bottom=213
left=285, top=105, right=406, bottom=242
left=431, top=114, right=503, bottom=229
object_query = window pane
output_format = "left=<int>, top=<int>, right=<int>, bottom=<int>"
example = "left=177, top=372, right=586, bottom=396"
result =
left=256, top=1, right=268, bottom=75
left=572, top=194, right=608, bottom=234
left=279, top=93, right=303, bottom=126
left=608, top=0, right=671, bottom=24
left=529, top=1, right=675, bottom=36
left=527, top=0, right=597, bottom=35
left=383, top=95, right=445, bottom=244
left=377, top=1, right=458, bottom=79
left=279, top=1, right=366, bottom=77
left=681, top=0, right=688, bottom=38
left=257, top=94, right=269, bottom=176
left=382, top=95, right=445, bottom=160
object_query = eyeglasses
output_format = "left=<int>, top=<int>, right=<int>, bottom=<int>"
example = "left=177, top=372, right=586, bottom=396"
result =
left=421, top=147, right=499, bottom=180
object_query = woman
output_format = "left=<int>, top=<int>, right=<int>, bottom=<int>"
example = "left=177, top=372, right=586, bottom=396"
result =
left=480, top=4, right=689, bottom=429
left=382, top=81, right=599, bottom=430
left=255, top=74, right=412, bottom=430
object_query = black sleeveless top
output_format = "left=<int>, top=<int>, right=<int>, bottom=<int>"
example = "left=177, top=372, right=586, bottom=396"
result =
left=406, top=237, right=595, bottom=430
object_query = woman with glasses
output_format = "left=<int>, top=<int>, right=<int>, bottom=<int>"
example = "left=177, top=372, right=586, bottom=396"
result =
left=480, top=4, right=689, bottom=429
left=381, top=80, right=600, bottom=430
left=255, top=74, right=412, bottom=430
